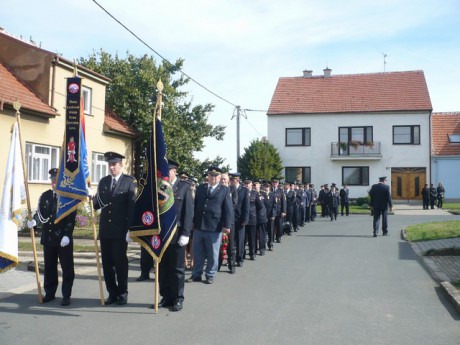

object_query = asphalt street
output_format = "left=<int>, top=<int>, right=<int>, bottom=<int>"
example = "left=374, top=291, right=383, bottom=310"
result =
left=1, top=213, right=460, bottom=345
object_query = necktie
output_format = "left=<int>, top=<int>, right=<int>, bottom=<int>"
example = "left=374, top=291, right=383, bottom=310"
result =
left=112, top=178, right=117, bottom=191
left=207, top=186, right=212, bottom=198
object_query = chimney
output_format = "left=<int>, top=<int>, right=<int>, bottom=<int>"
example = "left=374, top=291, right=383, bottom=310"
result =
left=302, top=69, right=313, bottom=77
left=323, top=67, right=332, bottom=78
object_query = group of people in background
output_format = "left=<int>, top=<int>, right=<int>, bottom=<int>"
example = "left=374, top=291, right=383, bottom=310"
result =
left=421, top=182, right=446, bottom=210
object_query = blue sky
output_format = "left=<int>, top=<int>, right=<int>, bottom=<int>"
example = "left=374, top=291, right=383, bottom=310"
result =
left=2, top=0, right=459, bottom=169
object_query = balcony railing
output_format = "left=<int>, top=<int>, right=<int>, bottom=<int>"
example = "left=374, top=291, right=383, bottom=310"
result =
left=331, top=141, right=382, bottom=158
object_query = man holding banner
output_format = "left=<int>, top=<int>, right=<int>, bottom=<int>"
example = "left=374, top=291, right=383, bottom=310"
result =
left=28, top=168, right=76, bottom=306
left=93, top=152, right=136, bottom=306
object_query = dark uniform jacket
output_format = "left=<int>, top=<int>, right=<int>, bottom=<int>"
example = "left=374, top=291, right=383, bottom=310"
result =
left=35, top=190, right=76, bottom=247
left=339, top=188, right=350, bottom=204
left=171, top=178, right=194, bottom=243
left=262, top=191, right=276, bottom=220
left=272, top=187, right=286, bottom=216
left=193, top=183, right=233, bottom=231
left=229, top=185, right=239, bottom=225
left=93, top=173, right=136, bottom=239
left=285, top=189, right=296, bottom=213
left=328, top=191, right=340, bottom=208
left=235, top=185, right=250, bottom=227
left=369, top=183, right=392, bottom=210
left=247, top=190, right=258, bottom=226
left=255, top=192, right=267, bottom=224
left=310, top=188, right=317, bottom=204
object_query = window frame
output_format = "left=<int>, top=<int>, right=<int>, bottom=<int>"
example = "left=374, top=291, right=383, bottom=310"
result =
left=285, top=166, right=311, bottom=183
left=448, top=134, right=460, bottom=143
left=285, top=128, right=311, bottom=146
left=82, top=86, right=92, bottom=115
left=25, top=142, right=60, bottom=183
left=392, top=125, right=420, bottom=145
left=91, top=152, right=108, bottom=183
left=338, top=126, right=373, bottom=143
left=342, top=166, right=369, bottom=186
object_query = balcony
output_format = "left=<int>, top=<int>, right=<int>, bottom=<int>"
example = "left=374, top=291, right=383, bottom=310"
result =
left=330, top=141, right=382, bottom=160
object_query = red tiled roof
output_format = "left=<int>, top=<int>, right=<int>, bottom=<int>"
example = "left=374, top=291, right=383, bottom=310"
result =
left=104, top=108, right=139, bottom=138
left=432, top=112, right=460, bottom=156
left=267, top=70, right=432, bottom=115
left=0, top=62, right=57, bottom=116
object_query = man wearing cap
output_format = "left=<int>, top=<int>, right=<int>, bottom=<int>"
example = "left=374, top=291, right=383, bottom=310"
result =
left=231, top=173, right=250, bottom=268
left=369, top=176, right=393, bottom=237
left=339, top=184, right=350, bottom=216
left=27, top=168, right=76, bottom=306
left=220, top=173, right=238, bottom=273
left=261, top=180, right=276, bottom=252
left=284, top=182, right=296, bottom=235
left=153, top=159, right=194, bottom=311
left=93, top=151, right=136, bottom=305
left=271, top=177, right=286, bottom=244
left=188, top=166, right=232, bottom=284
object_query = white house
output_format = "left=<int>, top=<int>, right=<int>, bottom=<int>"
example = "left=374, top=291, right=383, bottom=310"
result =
left=431, top=112, right=460, bottom=201
left=267, top=69, right=433, bottom=200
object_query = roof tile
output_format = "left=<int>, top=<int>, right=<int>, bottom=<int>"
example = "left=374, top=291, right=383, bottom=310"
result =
left=432, top=112, right=460, bottom=156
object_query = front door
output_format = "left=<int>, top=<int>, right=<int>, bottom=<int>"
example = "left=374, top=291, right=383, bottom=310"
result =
left=391, top=167, right=426, bottom=200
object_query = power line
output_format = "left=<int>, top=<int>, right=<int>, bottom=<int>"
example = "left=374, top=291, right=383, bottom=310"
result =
left=92, top=0, right=237, bottom=108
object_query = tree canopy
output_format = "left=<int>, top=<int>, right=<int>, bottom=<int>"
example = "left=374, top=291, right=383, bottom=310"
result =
left=237, top=139, right=283, bottom=181
left=78, top=50, right=225, bottom=179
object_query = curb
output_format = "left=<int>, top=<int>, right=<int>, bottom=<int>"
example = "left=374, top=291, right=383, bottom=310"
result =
left=401, top=227, right=460, bottom=313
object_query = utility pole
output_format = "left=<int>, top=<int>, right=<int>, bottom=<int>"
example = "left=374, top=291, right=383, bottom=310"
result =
left=232, top=106, right=246, bottom=171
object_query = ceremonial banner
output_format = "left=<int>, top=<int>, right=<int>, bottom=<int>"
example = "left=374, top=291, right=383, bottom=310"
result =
left=130, top=90, right=177, bottom=262
left=55, top=77, right=90, bottom=222
left=0, top=122, right=26, bottom=272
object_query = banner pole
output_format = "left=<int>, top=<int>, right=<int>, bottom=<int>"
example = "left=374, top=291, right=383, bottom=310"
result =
left=14, top=101, right=43, bottom=303
left=88, top=197, right=105, bottom=305
left=154, top=259, right=159, bottom=314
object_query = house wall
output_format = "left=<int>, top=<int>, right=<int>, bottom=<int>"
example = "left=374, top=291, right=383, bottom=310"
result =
left=268, top=111, right=431, bottom=198
left=432, top=157, right=460, bottom=200
left=0, top=65, right=134, bottom=211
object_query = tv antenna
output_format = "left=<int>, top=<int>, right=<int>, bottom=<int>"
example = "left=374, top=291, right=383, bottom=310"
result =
left=382, top=52, right=387, bottom=72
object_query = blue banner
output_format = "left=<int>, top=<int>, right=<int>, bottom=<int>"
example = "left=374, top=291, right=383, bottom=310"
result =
left=55, top=77, right=90, bottom=222
left=130, top=115, right=177, bottom=262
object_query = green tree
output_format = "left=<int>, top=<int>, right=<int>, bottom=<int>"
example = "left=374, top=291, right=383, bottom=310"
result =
left=78, top=50, right=225, bottom=178
left=238, top=139, right=283, bottom=180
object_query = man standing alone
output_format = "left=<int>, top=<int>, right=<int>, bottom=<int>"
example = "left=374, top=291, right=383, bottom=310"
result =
left=369, top=176, right=393, bottom=237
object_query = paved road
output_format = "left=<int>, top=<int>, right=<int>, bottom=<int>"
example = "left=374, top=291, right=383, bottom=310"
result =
left=1, top=214, right=460, bottom=345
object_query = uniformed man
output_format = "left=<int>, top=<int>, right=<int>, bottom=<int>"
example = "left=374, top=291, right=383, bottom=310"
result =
left=339, top=184, right=350, bottom=216
left=93, top=151, right=136, bottom=306
left=244, top=178, right=258, bottom=260
left=219, top=172, right=237, bottom=274
left=253, top=179, right=267, bottom=256
left=429, top=183, right=437, bottom=209
left=155, top=159, right=194, bottom=311
left=284, top=182, right=296, bottom=235
left=28, top=168, right=76, bottom=306
left=261, top=180, right=276, bottom=251
left=187, top=166, right=232, bottom=284
left=309, top=184, right=317, bottom=221
left=271, top=177, right=286, bottom=244
left=421, top=184, right=430, bottom=210
left=231, top=173, right=250, bottom=268
left=369, top=176, right=393, bottom=237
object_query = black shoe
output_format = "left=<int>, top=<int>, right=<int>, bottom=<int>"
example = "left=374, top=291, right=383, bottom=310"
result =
left=116, top=294, right=128, bottom=306
left=205, top=277, right=214, bottom=284
left=61, top=297, right=71, bottom=306
left=276, top=238, right=281, bottom=243
left=158, top=298, right=173, bottom=308
left=104, top=295, right=118, bottom=305
left=383, top=232, right=389, bottom=236
left=260, top=251, right=265, bottom=256
left=229, top=267, right=236, bottom=274
left=268, top=246, right=273, bottom=251
left=136, top=274, right=150, bottom=281
left=236, top=261, right=243, bottom=267
left=171, top=299, right=183, bottom=312
left=42, top=294, right=55, bottom=303
left=373, top=233, right=377, bottom=238
left=185, top=276, right=202, bottom=283
left=249, top=255, right=256, bottom=261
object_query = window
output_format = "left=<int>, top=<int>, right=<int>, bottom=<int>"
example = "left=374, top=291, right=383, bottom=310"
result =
left=339, top=126, right=373, bottom=143
left=92, top=152, right=108, bottom=183
left=82, top=86, right=92, bottom=115
left=342, top=167, right=369, bottom=186
left=393, top=125, right=420, bottom=144
left=26, top=143, right=60, bottom=182
left=285, top=167, right=311, bottom=183
left=448, top=134, right=460, bottom=143
left=286, top=128, right=311, bottom=146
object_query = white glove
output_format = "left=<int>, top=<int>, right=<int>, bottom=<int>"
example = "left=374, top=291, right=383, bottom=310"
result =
left=60, top=236, right=70, bottom=247
left=178, top=235, right=189, bottom=247
left=27, top=219, right=37, bottom=228
left=87, top=187, right=94, bottom=197
left=126, top=232, right=133, bottom=243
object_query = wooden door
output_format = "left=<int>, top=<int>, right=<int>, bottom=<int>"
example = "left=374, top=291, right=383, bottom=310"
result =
left=391, top=168, right=426, bottom=200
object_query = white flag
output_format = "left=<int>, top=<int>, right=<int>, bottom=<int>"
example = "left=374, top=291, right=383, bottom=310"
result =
left=0, top=122, right=26, bottom=273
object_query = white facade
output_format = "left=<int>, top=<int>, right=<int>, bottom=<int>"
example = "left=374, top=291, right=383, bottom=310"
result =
left=268, top=111, right=431, bottom=198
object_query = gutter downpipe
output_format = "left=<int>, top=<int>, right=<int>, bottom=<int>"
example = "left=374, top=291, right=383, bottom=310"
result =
left=429, top=110, right=432, bottom=185
left=51, top=56, right=58, bottom=108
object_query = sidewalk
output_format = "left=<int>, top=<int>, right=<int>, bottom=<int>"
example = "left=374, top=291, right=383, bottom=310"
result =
left=407, top=235, right=460, bottom=313
left=392, top=203, right=451, bottom=216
